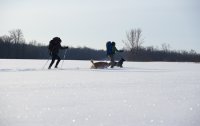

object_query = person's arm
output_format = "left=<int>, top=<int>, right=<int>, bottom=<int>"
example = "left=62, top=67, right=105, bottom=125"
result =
left=59, top=43, right=68, bottom=49
left=62, top=46, right=69, bottom=49
left=115, top=47, right=123, bottom=52
left=114, top=46, right=119, bottom=52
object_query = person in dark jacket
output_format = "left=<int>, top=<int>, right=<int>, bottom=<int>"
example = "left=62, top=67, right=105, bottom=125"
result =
left=48, top=37, right=68, bottom=69
left=107, top=41, right=123, bottom=68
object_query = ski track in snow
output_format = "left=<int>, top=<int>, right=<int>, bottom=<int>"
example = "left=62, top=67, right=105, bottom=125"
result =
left=0, top=59, right=200, bottom=126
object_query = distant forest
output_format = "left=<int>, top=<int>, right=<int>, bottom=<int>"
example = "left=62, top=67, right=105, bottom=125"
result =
left=0, top=29, right=200, bottom=62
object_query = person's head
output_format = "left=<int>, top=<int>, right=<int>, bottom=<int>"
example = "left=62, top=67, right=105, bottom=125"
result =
left=53, top=37, right=61, bottom=43
left=111, top=42, right=116, bottom=46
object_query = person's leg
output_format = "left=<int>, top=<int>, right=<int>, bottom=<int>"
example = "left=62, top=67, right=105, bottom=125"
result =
left=48, top=55, right=56, bottom=69
left=55, top=55, right=61, bottom=68
left=109, top=55, right=115, bottom=68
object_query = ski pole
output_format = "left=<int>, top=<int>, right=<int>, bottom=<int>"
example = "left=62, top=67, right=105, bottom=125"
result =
left=42, top=56, right=51, bottom=69
left=61, top=49, right=67, bottom=68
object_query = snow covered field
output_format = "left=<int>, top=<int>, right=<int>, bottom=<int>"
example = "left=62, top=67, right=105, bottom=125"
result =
left=0, top=59, right=200, bottom=126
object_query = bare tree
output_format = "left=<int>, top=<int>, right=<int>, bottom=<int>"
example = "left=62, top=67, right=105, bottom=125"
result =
left=123, top=28, right=144, bottom=51
left=0, top=35, right=12, bottom=42
left=9, top=29, right=25, bottom=43
left=189, top=49, right=196, bottom=55
left=161, top=43, right=170, bottom=52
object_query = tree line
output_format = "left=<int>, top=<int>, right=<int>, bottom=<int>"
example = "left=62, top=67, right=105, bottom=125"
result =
left=0, top=29, right=200, bottom=62
left=0, top=29, right=106, bottom=60
left=0, top=37, right=106, bottom=60
left=122, top=29, right=200, bottom=62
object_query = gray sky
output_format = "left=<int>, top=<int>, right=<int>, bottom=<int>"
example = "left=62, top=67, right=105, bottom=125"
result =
left=0, top=0, right=199, bottom=52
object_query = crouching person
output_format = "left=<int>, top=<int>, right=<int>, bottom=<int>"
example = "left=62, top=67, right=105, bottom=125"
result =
left=48, top=37, right=68, bottom=69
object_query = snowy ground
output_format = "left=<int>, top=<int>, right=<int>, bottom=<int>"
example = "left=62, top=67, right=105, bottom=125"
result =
left=0, top=59, right=200, bottom=126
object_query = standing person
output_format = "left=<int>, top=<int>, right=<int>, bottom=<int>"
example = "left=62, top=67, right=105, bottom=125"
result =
left=48, top=37, right=68, bottom=69
left=106, top=41, right=123, bottom=68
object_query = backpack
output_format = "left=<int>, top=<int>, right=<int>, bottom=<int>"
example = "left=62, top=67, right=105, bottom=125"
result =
left=106, top=41, right=112, bottom=55
left=48, top=40, right=54, bottom=52
left=48, top=37, right=61, bottom=52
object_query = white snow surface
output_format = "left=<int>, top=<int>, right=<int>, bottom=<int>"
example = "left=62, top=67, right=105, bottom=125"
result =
left=0, top=59, right=200, bottom=126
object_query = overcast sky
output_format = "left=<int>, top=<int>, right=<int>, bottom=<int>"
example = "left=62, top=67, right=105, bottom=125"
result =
left=0, top=0, right=199, bottom=52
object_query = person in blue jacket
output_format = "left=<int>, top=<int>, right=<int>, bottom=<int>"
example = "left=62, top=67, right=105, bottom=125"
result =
left=106, top=41, right=123, bottom=68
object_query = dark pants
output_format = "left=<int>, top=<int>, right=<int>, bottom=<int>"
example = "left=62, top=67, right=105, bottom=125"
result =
left=48, top=53, right=61, bottom=69
left=108, top=54, right=115, bottom=68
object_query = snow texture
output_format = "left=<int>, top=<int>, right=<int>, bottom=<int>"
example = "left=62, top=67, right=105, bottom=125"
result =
left=0, top=59, right=200, bottom=126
